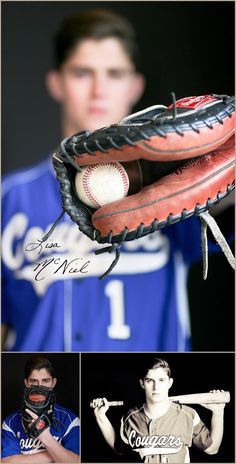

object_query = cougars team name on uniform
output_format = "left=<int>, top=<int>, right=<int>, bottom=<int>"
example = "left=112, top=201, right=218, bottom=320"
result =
left=1, top=404, right=80, bottom=457
left=120, top=403, right=212, bottom=463
left=2, top=158, right=216, bottom=351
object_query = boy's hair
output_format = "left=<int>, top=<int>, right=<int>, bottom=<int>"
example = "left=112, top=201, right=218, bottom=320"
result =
left=53, top=9, right=140, bottom=70
left=24, top=356, right=55, bottom=379
left=140, top=357, right=172, bottom=380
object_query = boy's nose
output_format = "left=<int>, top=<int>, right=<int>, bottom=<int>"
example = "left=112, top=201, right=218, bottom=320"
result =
left=92, top=75, right=107, bottom=97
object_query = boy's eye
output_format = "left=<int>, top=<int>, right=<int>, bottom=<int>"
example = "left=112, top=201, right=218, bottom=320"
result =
left=75, top=69, right=91, bottom=77
left=67, top=68, right=92, bottom=77
left=109, top=69, right=132, bottom=79
left=109, top=70, right=125, bottom=78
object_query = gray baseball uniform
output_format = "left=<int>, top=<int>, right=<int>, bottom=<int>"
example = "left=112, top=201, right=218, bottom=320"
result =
left=119, top=402, right=212, bottom=463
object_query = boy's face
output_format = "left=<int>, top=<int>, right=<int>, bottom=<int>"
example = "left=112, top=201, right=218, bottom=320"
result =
left=47, top=37, right=144, bottom=134
left=24, top=368, right=57, bottom=389
left=140, top=367, right=173, bottom=404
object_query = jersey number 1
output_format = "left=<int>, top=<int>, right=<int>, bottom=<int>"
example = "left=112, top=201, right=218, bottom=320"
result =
left=105, top=280, right=131, bottom=339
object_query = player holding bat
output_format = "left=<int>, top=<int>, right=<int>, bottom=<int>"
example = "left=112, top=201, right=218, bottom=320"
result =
left=91, top=358, right=228, bottom=463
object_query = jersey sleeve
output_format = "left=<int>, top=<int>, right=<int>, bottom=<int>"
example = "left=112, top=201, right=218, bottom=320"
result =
left=115, top=414, right=134, bottom=455
left=1, top=421, right=21, bottom=457
left=192, top=419, right=213, bottom=451
left=120, top=414, right=130, bottom=445
left=61, top=416, right=80, bottom=454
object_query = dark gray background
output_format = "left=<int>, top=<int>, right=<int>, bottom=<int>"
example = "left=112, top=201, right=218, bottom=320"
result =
left=2, top=1, right=235, bottom=350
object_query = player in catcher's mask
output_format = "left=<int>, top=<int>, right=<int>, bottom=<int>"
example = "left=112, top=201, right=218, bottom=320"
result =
left=1, top=356, right=80, bottom=463
left=91, top=358, right=227, bottom=463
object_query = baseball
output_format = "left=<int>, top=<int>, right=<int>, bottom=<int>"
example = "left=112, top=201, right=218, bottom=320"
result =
left=75, top=162, right=130, bottom=209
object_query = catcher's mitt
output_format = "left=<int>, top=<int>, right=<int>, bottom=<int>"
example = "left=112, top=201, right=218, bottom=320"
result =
left=50, top=93, right=235, bottom=279
left=22, top=385, right=55, bottom=438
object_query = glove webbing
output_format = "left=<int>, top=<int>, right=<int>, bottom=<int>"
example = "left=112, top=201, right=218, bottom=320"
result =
left=199, top=211, right=235, bottom=279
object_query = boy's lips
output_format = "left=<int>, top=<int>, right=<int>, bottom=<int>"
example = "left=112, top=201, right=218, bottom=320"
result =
left=89, top=107, right=107, bottom=115
left=29, top=394, right=46, bottom=402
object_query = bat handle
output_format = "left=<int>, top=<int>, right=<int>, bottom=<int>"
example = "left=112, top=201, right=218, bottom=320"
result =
left=108, top=401, right=124, bottom=407
left=90, top=400, right=124, bottom=408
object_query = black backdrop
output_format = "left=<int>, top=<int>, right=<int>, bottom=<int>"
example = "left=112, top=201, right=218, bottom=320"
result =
left=1, top=352, right=80, bottom=420
left=81, top=352, right=235, bottom=463
left=1, top=1, right=235, bottom=350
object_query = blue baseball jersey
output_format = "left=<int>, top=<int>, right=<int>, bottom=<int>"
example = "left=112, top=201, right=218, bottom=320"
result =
left=1, top=403, right=80, bottom=458
left=2, top=158, right=217, bottom=351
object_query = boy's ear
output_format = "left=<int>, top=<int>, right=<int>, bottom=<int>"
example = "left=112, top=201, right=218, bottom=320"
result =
left=52, top=377, right=57, bottom=388
left=129, top=73, right=145, bottom=106
left=139, top=379, right=145, bottom=389
left=169, top=378, right=174, bottom=389
left=45, top=70, right=64, bottom=102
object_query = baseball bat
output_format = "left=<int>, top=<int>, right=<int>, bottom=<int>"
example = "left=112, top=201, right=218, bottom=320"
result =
left=90, top=400, right=124, bottom=408
left=169, top=391, right=230, bottom=404
left=90, top=392, right=230, bottom=408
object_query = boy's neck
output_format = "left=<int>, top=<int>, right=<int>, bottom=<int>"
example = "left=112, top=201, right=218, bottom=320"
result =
left=144, top=399, right=171, bottom=419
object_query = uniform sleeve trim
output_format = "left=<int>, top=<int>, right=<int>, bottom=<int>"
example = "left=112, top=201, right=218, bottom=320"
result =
left=63, top=417, right=80, bottom=438
left=2, top=421, right=16, bottom=437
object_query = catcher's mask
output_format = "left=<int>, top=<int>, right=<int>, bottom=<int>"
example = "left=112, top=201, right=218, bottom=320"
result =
left=21, top=385, right=55, bottom=436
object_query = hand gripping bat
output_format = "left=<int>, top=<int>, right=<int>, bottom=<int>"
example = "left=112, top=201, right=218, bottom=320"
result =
left=90, top=400, right=124, bottom=408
